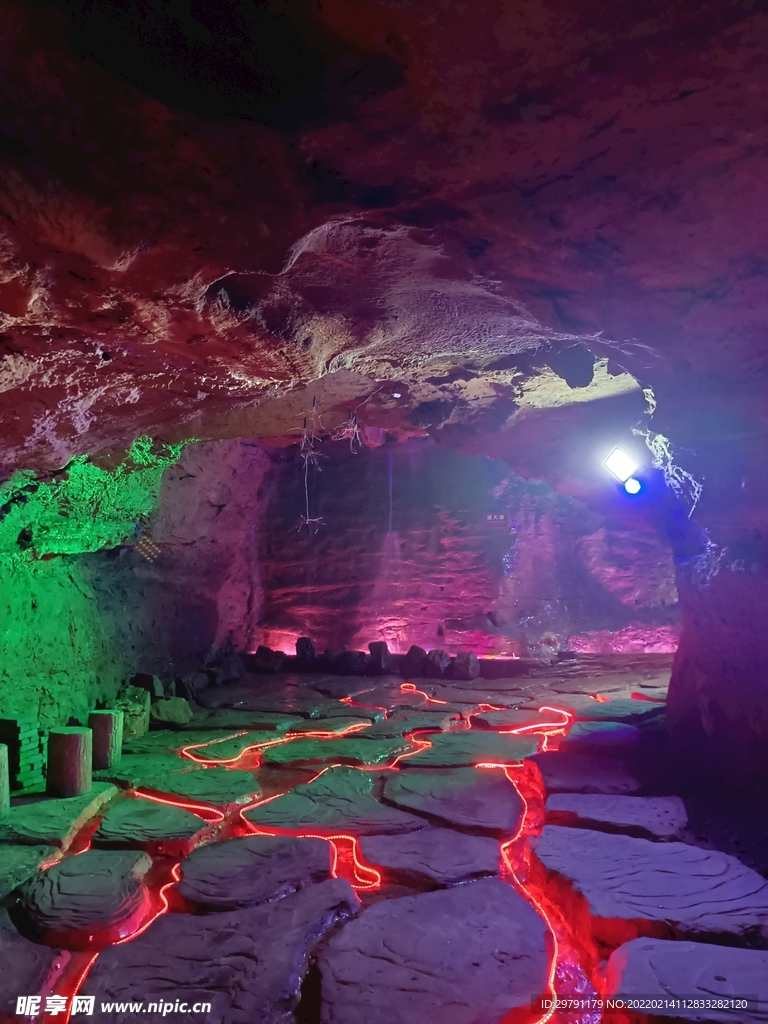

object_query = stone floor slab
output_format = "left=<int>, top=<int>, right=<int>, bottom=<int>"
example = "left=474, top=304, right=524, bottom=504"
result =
left=606, top=937, right=768, bottom=1022
left=546, top=794, right=687, bottom=839
left=0, top=784, right=118, bottom=849
left=529, top=751, right=641, bottom=794
left=87, top=879, right=359, bottom=1024
left=560, top=720, right=642, bottom=752
left=383, top=767, right=523, bottom=834
left=359, top=828, right=500, bottom=886
left=534, top=825, right=768, bottom=940
left=402, top=731, right=538, bottom=767
left=0, top=844, right=57, bottom=899
left=319, top=878, right=548, bottom=1024
left=245, top=766, right=425, bottom=835
left=262, top=735, right=409, bottom=767
left=0, top=909, right=65, bottom=1017
left=178, top=835, right=331, bottom=910
left=93, top=798, right=206, bottom=854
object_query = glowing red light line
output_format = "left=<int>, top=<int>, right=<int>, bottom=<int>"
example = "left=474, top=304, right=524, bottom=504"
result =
left=131, top=789, right=225, bottom=822
left=399, top=682, right=451, bottom=705
left=180, top=721, right=373, bottom=769
left=62, top=952, right=99, bottom=1024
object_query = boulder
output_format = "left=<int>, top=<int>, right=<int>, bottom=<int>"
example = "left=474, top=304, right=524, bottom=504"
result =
left=248, top=646, right=286, bottom=674
left=130, top=673, right=164, bottom=699
left=245, top=766, right=425, bottom=835
left=359, top=829, right=500, bottom=886
left=219, top=653, right=245, bottom=683
left=178, top=835, right=331, bottom=910
left=368, top=641, right=395, bottom=675
left=424, top=649, right=452, bottom=679
left=296, top=636, right=318, bottom=667
left=114, top=686, right=151, bottom=741
left=453, top=651, right=480, bottom=681
left=383, top=766, right=524, bottom=834
left=87, top=880, right=359, bottom=1024
left=533, top=826, right=768, bottom=941
left=546, top=794, right=688, bottom=839
left=319, top=879, right=548, bottom=1024
left=605, top=937, right=768, bottom=1023
left=400, top=645, right=428, bottom=678
left=150, top=697, right=193, bottom=727
left=19, top=849, right=152, bottom=944
left=177, top=672, right=210, bottom=702
left=336, top=650, right=369, bottom=675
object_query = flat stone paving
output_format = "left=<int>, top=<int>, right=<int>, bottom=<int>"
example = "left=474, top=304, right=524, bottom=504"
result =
left=0, top=783, right=118, bottom=849
left=359, top=828, right=500, bottom=885
left=546, top=793, right=688, bottom=838
left=383, top=766, right=524, bottom=834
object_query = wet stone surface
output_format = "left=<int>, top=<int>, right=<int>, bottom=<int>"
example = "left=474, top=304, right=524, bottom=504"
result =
left=359, top=828, right=500, bottom=886
left=546, top=793, right=688, bottom=839
left=93, top=798, right=206, bottom=853
left=383, top=767, right=524, bottom=834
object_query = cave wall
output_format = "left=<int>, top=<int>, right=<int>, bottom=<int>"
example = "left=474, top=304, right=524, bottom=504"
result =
left=257, top=439, right=679, bottom=656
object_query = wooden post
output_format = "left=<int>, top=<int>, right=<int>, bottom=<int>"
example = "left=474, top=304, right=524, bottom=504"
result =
left=88, top=710, right=124, bottom=770
left=0, top=744, right=9, bottom=818
left=47, top=728, right=92, bottom=798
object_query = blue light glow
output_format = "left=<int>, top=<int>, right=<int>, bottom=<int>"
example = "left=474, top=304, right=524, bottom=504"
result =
left=624, top=477, right=641, bottom=495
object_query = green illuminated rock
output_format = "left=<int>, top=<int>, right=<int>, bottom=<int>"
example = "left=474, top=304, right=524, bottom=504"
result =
left=0, top=783, right=118, bottom=849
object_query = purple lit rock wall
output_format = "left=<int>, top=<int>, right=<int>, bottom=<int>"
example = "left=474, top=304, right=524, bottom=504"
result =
left=257, top=440, right=679, bottom=657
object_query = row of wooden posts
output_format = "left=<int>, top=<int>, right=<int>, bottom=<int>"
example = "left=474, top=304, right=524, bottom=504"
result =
left=0, top=708, right=123, bottom=817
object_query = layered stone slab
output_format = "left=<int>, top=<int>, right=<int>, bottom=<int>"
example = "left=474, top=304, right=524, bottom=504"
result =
left=534, top=826, right=768, bottom=940
left=93, top=798, right=207, bottom=854
left=402, top=731, right=538, bottom=767
left=88, top=879, right=359, bottom=1024
left=19, top=849, right=152, bottom=943
left=0, top=844, right=57, bottom=899
left=363, top=711, right=460, bottom=738
left=261, top=735, right=410, bottom=767
left=359, top=829, right=500, bottom=886
left=244, top=766, right=424, bottom=835
left=605, top=937, right=768, bottom=1022
left=529, top=752, right=641, bottom=794
left=574, top=699, right=666, bottom=724
left=383, top=767, right=523, bottom=834
left=178, top=835, right=331, bottom=910
left=319, top=879, right=548, bottom=1024
left=546, top=794, right=687, bottom=839
left=0, top=783, right=118, bottom=849
left=188, top=709, right=303, bottom=731
left=104, top=755, right=259, bottom=805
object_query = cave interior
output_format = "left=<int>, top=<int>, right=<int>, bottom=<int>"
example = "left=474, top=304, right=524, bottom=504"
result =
left=2, top=1, right=768, bottom=1021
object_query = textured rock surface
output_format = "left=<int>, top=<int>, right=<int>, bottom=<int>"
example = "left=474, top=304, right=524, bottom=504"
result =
left=402, top=731, right=538, bottom=767
left=0, top=784, right=118, bottom=848
left=245, top=766, right=424, bottom=835
left=530, top=752, right=641, bottom=795
left=319, top=879, right=548, bottom=1024
left=534, top=826, right=768, bottom=939
left=88, top=880, right=359, bottom=1024
left=19, top=849, right=152, bottom=940
left=178, top=835, right=331, bottom=910
left=0, top=909, right=65, bottom=1017
left=0, top=845, right=55, bottom=899
left=261, top=735, right=409, bottom=767
left=93, top=798, right=206, bottom=853
left=605, top=937, right=768, bottom=1023
left=559, top=720, right=641, bottom=752
left=546, top=794, right=688, bottom=839
left=359, top=829, right=500, bottom=886
left=383, top=767, right=523, bottom=835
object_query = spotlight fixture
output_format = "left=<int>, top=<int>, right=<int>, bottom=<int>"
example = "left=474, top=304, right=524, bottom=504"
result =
left=392, top=392, right=402, bottom=399
left=603, top=447, right=638, bottom=483
left=624, top=477, right=641, bottom=495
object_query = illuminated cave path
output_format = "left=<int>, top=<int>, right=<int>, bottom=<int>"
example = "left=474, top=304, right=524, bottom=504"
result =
left=43, top=685, right=600, bottom=1024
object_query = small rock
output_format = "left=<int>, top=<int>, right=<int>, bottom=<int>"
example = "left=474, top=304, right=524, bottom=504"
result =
left=453, top=651, right=480, bottom=681
left=179, top=835, right=331, bottom=910
left=424, top=649, right=452, bottom=679
left=220, top=653, right=245, bottom=683
left=19, top=850, right=152, bottom=943
left=546, top=794, right=688, bottom=839
left=114, top=686, right=150, bottom=740
left=319, top=879, right=548, bottom=1024
left=359, top=829, right=500, bottom=886
left=150, top=697, right=193, bottom=727
left=176, top=672, right=209, bottom=701
left=401, top=645, right=428, bottom=678
left=296, top=636, right=318, bottom=667
left=383, top=767, right=523, bottom=834
left=87, top=879, right=359, bottom=1024
left=367, top=641, right=395, bottom=675
left=248, top=645, right=286, bottom=673
left=93, top=798, right=206, bottom=855
left=162, top=677, right=177, bottom=698
left=605, top=937, right=768, bottom=1023
left=130, top=673, right=165, bottom=699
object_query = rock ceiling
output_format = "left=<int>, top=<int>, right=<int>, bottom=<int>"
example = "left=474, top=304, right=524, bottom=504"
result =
left=1, top=0, right=767, bottom=507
